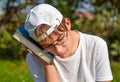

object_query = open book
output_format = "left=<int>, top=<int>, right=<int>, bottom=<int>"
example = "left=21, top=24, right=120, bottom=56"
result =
left=13, top=25, right=54, bottom=64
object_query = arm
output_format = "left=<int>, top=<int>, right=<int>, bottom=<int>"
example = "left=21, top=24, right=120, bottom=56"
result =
left=44, top=64, right=60, bottom=82
left=95, top=39, right=113, bottom=82
left=27, top=49, right=60, bottom=82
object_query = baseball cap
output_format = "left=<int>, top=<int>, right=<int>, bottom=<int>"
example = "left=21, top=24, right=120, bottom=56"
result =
left=25, top=4, right=63, bottom=42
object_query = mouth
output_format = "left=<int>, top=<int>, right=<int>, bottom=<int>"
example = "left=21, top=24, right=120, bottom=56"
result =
left=58, top=52, right=66, bottom=58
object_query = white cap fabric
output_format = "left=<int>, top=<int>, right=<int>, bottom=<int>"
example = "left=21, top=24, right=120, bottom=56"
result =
left=25, top=4, right=63, bottom=42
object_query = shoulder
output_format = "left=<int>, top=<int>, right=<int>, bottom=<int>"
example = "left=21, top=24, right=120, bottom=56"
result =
left=80, top=32, right=107, bottom=47
left=81, top=33, right=109, bottom=59
left=79, top=32, right=108, bottom=58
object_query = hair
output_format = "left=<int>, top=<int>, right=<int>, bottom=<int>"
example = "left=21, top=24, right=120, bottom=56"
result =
left=35, top=17, right=68, bottom=42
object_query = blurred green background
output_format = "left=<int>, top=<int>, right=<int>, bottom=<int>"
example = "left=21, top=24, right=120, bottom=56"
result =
left=0, top=0, right=120, bottom=82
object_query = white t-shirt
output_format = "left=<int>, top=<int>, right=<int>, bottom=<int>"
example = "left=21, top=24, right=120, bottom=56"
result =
left=26, top=32, right=113, bottom=82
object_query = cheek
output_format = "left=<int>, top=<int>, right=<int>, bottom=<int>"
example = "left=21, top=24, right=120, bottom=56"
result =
left=64, top=38, right=72, bottom=53
left=46, top=48, right=57, bottom=56
left=47, top=43, right=70, bottom=56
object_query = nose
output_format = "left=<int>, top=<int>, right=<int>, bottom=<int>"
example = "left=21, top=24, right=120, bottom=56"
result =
left=54, top=45, right=63, bottom=54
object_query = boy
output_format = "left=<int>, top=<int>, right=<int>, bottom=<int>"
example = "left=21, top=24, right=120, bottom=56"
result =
left=25, top=4, right=113, bottom=82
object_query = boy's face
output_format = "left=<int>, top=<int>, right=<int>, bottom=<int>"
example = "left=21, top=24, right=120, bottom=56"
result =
left=39, top=18, right=73, bottom=58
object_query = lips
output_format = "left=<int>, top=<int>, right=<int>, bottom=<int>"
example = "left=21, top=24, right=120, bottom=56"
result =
left=58, top=52, right=66, bottom=58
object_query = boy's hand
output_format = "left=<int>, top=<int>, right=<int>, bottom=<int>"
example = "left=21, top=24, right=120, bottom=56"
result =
left=21, top=44, right=53, bottom=65
left=27, top=48, right=53, bottom=65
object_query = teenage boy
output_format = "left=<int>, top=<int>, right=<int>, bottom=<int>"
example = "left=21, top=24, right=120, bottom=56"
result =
left=25, top=4, right=113, bottom=82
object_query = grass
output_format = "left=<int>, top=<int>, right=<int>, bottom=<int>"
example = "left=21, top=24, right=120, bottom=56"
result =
left=0, top=59, right=120, bottom=82
left=0, top=59, right=33, bottom=82
left=111, top=61, right=120, bottom=82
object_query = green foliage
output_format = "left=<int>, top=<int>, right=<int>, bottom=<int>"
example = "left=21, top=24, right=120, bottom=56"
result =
left=111, top=61, right=120, bottom=82
left=110, top=41, right=120, bottom=56
left=0, top=59, right=33, bottom=82
left=0, top=0, right=120, bottom=61
left=0, top=23, right=26, bottom=60
left=73, top=11, right=120, bottom=61
left=0, top=1, right=120, bottom=81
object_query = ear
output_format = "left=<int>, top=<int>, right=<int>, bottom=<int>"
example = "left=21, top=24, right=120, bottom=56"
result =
left=64, top=17, right=71, bottom=30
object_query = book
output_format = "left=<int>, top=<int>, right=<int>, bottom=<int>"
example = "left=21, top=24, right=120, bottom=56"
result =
left=13, top=25, right=54, bottom=64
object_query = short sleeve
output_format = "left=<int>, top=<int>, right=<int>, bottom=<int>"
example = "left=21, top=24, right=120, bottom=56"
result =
left=26, top=53, right=45, bottom=82
left=95, top=39, right=113, bottom=81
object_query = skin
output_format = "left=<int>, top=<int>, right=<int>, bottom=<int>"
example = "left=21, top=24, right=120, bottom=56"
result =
left=28, top=17, right=112, bottom=82
left=40, top=18, right=79, bottom=58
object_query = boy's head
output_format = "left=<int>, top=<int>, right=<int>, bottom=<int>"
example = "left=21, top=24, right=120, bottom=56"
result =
left=25, top=4, right=72, bottom=57
left=25, top=4, right=63, bottom=42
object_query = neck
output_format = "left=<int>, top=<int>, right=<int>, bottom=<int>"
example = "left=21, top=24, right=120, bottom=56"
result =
left=69, top=30, right=80, bottom=56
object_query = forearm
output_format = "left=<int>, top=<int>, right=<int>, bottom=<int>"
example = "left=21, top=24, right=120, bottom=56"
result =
left=44, top=64, right=60, bottom=82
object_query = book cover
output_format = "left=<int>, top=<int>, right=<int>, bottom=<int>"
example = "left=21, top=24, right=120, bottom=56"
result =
left=13, top=25, right=54, bottom=64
